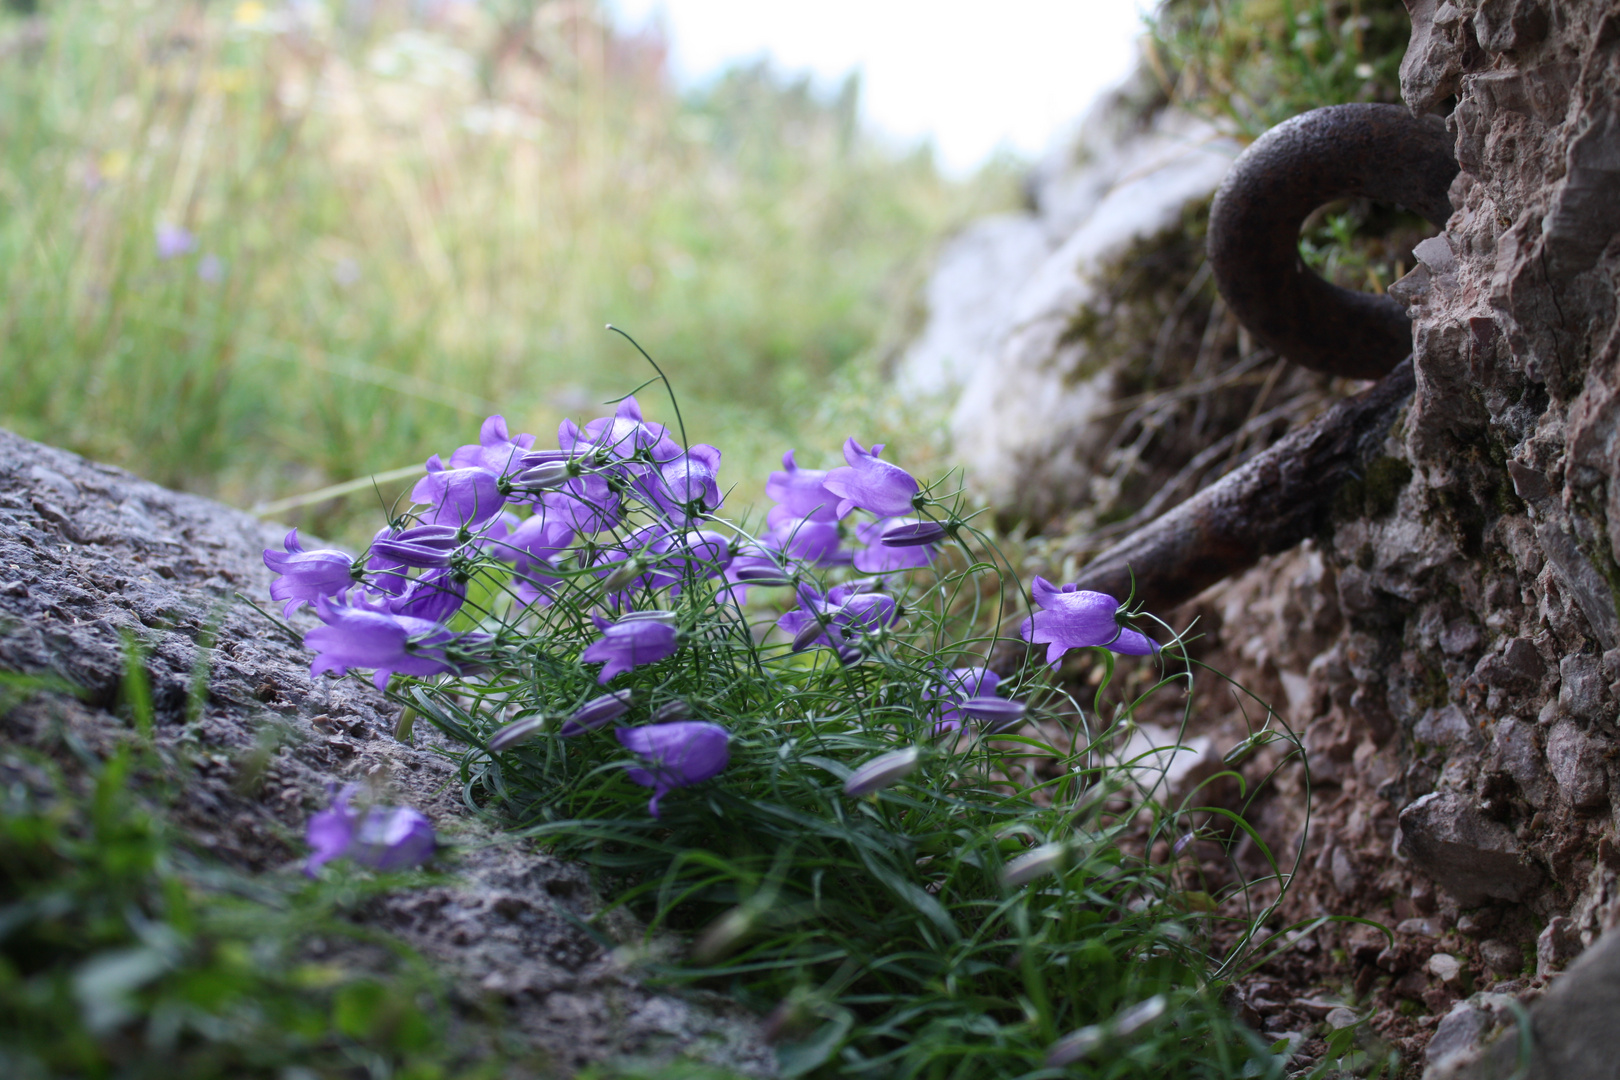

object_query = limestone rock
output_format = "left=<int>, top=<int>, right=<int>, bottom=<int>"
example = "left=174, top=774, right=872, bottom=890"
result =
left=1438, top=931, right=1620, bottom=1080
left=1396, top=790, right=1543, bottom=905
left=0, top=428, right=776, bottom=1078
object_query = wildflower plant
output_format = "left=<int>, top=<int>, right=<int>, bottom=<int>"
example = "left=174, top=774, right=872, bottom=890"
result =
left=265, top=363, right=1306, bottom=1079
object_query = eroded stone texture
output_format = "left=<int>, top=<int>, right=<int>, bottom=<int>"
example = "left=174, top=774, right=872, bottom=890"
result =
left=0, top=428, right=776, bottom=1078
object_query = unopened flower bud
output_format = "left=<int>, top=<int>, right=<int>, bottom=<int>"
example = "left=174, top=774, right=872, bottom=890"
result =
left=879, top=520, right=948, bottom=548
left=601, top=560, right=648, bottom=591
left=560, top=689, right=633, bottom=736
left=732, top=564, right=796, bottom=586
left=513, top=461, right=572, bottom=491
left=962, top=696, right=1027, bottom=732
left=843, top=746, right=919, bottom=797
left=650, top=700, right=691, bottom=724
left=617, top=609, right=677, bottom=624
left=488, top=713, right=547, bottom=751
left=1001, top=841, right=1068, bottom=887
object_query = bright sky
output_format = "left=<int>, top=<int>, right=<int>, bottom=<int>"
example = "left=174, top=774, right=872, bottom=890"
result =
left=604, top=1, right=1156, bottom=175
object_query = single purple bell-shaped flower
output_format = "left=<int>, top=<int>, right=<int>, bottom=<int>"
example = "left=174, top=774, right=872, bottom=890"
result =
left=386, top=567, right=468, bottom=625
left=305, top=594, right=470, bottom=690
left=822, top=438, right=920, bottom=519
left=1019, top=577, right=1158, bottom=666
left=448, top=414, right=536, bottom=477
left=581, top=610, right=680, bottom=683
left=763, top=505, right=845, bottom=565
left=411, top=455, right=505, bottom=528
left=777, top=582, right=897, bottom=660
left=765, top=450, right=841, bottom=521
left=304, top=784, right=435, bottom=877
left=264, top=529, right=356, bottom=617
left=639, top=443, right=724, bottom=521
left=560, top=688, right=635, bottom=736
left=927, top=665, right=1000, bottom=735
left=560, top=396, right=683, bottom=464
left=617, top=721, right=730, bottom=817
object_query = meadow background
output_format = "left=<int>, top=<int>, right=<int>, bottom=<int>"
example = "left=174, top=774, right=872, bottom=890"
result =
left=0, top=0, right=1018, bottom=542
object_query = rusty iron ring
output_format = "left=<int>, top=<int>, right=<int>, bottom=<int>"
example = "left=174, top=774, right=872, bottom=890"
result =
left=1064, top=105, right=1457, bottom=614
left=1207, top=103, right=1458, bottom=379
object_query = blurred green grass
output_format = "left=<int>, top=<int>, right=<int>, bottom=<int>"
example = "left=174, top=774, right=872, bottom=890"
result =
left=0, top=0, right=1015, bottom=544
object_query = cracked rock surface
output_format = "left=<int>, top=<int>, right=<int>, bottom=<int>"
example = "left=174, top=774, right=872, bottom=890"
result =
left=0, top=427, right=776, bottom=1078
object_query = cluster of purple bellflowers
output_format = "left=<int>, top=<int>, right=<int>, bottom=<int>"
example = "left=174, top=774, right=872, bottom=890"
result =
left=268, top=397, right=1159, bottom=865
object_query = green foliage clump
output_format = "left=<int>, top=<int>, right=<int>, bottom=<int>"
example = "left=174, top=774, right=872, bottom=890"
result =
left=1149, top=0, right=1413, bottom=137
left=0, top=683, right=520, bottom=1080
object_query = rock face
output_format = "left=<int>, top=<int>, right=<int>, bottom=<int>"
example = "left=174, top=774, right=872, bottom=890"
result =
left=0, top=428, right=776, bottom=1077
left=894, top=69, right=1281, bottom=527
left=901, top=0, right=1620, bottom=1060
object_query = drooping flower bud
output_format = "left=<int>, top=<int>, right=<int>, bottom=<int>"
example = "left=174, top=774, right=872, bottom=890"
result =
left=560, top=689, right=634, bottom=736
left=488, top=713, right=547, bottom=751
left=843, top=746, right=920, bottom=797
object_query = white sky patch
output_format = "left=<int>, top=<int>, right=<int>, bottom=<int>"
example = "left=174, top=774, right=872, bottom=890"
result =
left=605, top=0, right=1156, bottom=175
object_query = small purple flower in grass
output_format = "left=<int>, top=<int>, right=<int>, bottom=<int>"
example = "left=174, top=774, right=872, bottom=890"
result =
left=617, top=721, right=730, bottom=818
left=197, top=253, right=224, bottom=282
left=716, top=543, right=790, bottom=606
left=306, top=594, right=472, bottom=690
left=411, top=455, right=505, bottom=528
left=449, top=414, right=536, bottom=477
left=764, top=505, right=844, bottom=565
left=843, top=746, right=919, bottom=797
left=387, top=567, right=467, bottom=625
left=305, top=784, right=435, bottom=877
left=488, top=713, right=547, bottom=751
left=822, top=438, right=920, bottom=519
left=961, top=696, right=1027, bottom=733
left=853, top=517, right=939, bottom=573
left=1019, top=577, right=1157, bottom=666
left=582, top=610, right=680, bottom=683
left=155, top=222, right=195, bottom=260
left=778, top=582, right=897, bottom=660
left=543, top=479, right=622, bottom=535
left=560, top=688, right=634, bottom=736
left=766, top=450, right=841, bottom=521
left=264, top=528, right=356, bottom=616
left=928, top=665, right=1000, bottom=735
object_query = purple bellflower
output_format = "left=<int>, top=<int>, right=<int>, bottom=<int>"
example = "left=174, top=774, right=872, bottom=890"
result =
left=449, top=414, right=536, bottom=477
left=581, top=610, right=680, bottom=683
left=764, top=505, right=845, bottom=565
left=560, top=688, right=635, bottom=736
left=155, top=222, right=196, bottom=260
left=853, top=517, right=940, bottom=574
left=928, top=665, right=1001, bottom=735
left=617, top=721, right=730, bottom=818
left=305, top=784, right=435, bottom=877
left=1020, top=577, right=1158, bottom=666
left=778, top=582, right=897, bottom=659
left=843, top=746, right=919, bottom=797
left=306, top=593, right=474, bottom=690
left=264, top=529, right=356, bottom=616
left=644, top=528, right=732, bottom=593
left=386, top=567, right=468, bottom=625
left=766, top=450, right=842, bottom=521
left=560, top=396, right=683, bottom=465
left=197, top=253, right=225, bottom=282
left=716, top=542, right=792, bottom=606
left=541, top=478, right=622, bottom=535
left=638, top=444, right=724, bottom=521
left=492, top=511, right=576, bottom=589
left=411, top=455, right=505, bottom=528
left=822, top=438, right=920, bottom=519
